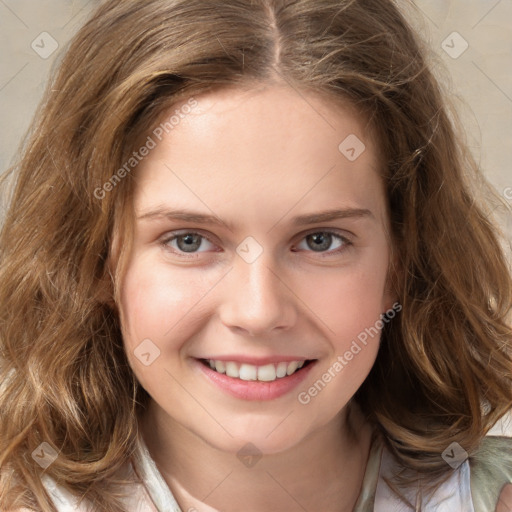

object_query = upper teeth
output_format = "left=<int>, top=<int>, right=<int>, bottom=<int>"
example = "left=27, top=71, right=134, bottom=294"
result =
left=207, top=360, right=306, bottom=382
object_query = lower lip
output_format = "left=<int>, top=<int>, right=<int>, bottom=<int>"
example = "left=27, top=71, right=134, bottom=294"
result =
left=194, top=359, right=316, bottom=401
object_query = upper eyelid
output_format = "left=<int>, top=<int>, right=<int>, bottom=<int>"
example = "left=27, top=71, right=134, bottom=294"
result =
left=298, top=227, right=352, bottom=239
left=161, top=229, right=217, bottom=243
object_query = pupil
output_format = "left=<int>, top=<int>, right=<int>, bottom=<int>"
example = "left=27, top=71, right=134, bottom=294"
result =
left=177, top=234, right=201, bottom=252
left=307, top=233, right=332, bottom=252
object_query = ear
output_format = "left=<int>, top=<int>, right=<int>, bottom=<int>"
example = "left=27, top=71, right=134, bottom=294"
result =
left=94, top=266, right=117, bottom=310
left=96, top=230, right=123, bottom=310
left=382, top=249, right=401, bottom=313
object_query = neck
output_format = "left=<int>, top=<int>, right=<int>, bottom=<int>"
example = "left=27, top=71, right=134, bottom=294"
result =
left=141, top=402, right=373, bottom=512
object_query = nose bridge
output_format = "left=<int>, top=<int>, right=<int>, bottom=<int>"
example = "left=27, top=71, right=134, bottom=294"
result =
left=244, top=255, right=278, bottom=302
left=219, top=249, right=296, bottom=335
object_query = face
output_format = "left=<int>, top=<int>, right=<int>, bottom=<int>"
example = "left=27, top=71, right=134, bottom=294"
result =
left=117, top=84, right=395, bottom=454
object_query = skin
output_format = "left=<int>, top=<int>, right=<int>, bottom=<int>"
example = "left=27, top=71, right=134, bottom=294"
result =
left=116, top=82, right=398, bottom=511
left=497, top=484, right=512, bottom=512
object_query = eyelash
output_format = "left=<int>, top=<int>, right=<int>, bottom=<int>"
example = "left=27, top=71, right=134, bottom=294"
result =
left=160, top=229, right=353, bottom=258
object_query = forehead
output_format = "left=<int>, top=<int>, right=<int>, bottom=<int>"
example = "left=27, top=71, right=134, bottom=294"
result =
left=132, top=84, right=387, bottom=226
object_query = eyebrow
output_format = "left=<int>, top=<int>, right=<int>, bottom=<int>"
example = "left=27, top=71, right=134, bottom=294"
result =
left=137, top=207, right=374, bottom=229
left=290, top=208, right=374, bottom=225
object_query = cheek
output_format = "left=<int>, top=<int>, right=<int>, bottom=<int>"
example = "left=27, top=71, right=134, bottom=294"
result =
left=293, top=263, right=387, bottom=415
left=119, top=253, right=218, bottom=353
left=297, top=256, right=389, bottom=351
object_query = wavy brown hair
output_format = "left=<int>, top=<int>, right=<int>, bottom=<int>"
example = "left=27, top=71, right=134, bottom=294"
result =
left=1, top=0, right=511, bottom=510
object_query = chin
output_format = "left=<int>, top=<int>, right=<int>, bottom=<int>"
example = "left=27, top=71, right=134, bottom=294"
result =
left=198, top=414, right=314, bottom=457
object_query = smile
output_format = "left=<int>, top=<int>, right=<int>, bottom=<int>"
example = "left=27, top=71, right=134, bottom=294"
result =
left=195, top=357, right=317, bottom=400
left=201, top=359, right=313, bottom=382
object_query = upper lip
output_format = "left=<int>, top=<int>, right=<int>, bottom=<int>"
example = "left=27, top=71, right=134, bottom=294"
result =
left=197, top=355, right=313, bottom=365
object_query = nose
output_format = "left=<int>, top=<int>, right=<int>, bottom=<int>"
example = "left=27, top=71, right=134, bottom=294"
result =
left=218, top=253, right=298, bottom=337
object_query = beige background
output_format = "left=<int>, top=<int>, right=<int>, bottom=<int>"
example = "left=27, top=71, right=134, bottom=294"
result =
left=0, top=1, right=511, bottom=435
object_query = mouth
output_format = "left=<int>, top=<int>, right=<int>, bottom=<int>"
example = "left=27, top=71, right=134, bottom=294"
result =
left=198, top=358, right=315, bottom=382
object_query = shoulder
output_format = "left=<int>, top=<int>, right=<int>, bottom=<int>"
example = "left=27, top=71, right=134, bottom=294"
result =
left=470, top=436, right=512, bottom=510
left=39, top=470, right=159, bottom=512
left=470, top=435, right=512, bottom=474
left=372, top=435, right=511, bottom=511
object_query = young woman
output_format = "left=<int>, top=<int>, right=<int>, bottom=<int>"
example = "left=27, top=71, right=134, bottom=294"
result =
left=1, top=0, right=511, bottom=510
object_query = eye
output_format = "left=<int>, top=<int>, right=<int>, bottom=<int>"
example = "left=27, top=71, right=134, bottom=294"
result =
left=294, top=231, right=350, bottom=254
left=162, top=231, right=217, bottom=254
